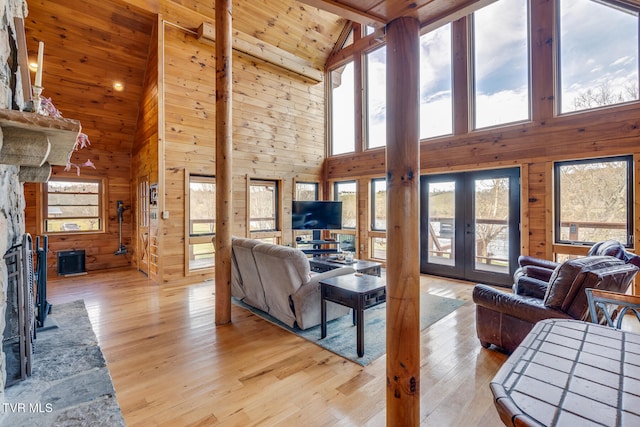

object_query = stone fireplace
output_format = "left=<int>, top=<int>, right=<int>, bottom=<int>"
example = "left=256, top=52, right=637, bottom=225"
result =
left=0, top=0, right=80, bottom=402
left=0, top=0, right=30, bottom=401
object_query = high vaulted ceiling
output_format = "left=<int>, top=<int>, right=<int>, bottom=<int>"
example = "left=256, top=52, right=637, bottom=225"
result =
left=298, top=0, right=496, bottom=32
left=22, top=0, right=515, bottom=162
left=24, top=0, right=155, bottom=158
left=22, top=0, right=346, bottom=158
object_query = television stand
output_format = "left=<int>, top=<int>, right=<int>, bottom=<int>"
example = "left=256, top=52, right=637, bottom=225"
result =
left=297, top=239, right=339, bottom=256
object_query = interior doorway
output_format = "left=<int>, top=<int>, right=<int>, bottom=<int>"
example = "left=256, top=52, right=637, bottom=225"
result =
left=420, top=168, right=520, bottom=286
left=137, top=176, right=150, bottom=276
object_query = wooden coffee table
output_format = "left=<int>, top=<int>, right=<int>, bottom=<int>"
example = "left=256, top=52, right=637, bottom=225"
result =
left=309, top=257, right=382, bottom=277
left=320, top=274, right=386, bottom=357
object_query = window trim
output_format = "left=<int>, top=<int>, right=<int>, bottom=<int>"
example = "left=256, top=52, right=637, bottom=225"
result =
left=470, top=0, right=532, bottom=130
left=554, top=155, right=634, bottom=247
left=248, top=178, right=281, bottom=234
left=43, top=177, right=105, bottom=234
left=556, top=0, right=640, bottom=116
left=371, top=177, right=387, bottom=231
left=328, top=60, right=357, bottom=156
left=334, top=180, right=357, bottom=230
left=365, top=45, right=387, bottom=150
left=419, top=22, right=455, bottom=141
left=294, top=181, right=319, bottom=201
left=370, top=234, right=387, bottom=261
left=188, top=174, right=216, bottom=238
left=185, top=172, right=216, bottom=274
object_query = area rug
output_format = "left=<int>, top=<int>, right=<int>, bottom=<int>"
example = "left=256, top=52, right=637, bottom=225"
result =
left=233, top=293, right=466, bottom=366
left=2, top=300, right=125, bottom=427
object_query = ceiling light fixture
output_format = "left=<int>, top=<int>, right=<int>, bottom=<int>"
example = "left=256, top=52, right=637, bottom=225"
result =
left=113, top=82, right=124, bottom=91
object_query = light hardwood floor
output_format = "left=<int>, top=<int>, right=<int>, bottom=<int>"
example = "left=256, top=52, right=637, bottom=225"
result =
left=46, top=268, right=508, bottom=426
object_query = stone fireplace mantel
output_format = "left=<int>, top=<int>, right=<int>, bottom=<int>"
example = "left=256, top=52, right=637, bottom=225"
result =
left=0, top=109, right=81, bottom=182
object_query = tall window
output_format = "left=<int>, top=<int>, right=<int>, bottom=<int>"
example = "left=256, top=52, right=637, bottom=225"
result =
left=295, top=182, right=318, bottom=201
left=473, top=0, right=530, bottom=129
left=420, top=23, right=453, bottom=139
left=371, top=178, right=387, bottom=260
left=250, top=180, right=278, bottom=231
left=366, top=46, right=386, bottom=149
left=558, top=0, right=639, bottom=113
left=44, top=179, right=102, bottom=233
left=371, top=178, right=387, bottom=230
left=330, top=61, right=355, bottom=155
left=188, top=175, right=215, bottom=271
left=334, top=181, right=357, bottom=229
left=555, top=156, right=633, bottom=246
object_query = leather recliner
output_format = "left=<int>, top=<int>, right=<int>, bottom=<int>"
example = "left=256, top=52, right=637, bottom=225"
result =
left=473, top=255, right=639, bottom=353
left=513, top=240, right=640, bottom=299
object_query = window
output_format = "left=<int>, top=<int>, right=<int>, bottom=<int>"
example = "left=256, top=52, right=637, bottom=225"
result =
left=188, top=175, right=215, bottom=271
left=343, top=28, right=355, bottom=48
left=371, top=237, right=387, bottom=259
left=420, top=23, right=453, bottom=139
left=555, top=156, right=633, bottom=246
left=472, top=0, right=530, bottom=129
left=558, top=0, right=639, bottom=113
left=334, top=181, right=357, bottom=229
left=366, top=46, right=386, bottom=149
left=370, top=178, right=387, bottom=260
left=250, top=180, right=278, bottom=231
left=330, top=61, right=355, bottom=155
left=295, top=182, right=318, bottom=201
left=371, top=178, right=387, bottom=230
left=45, top=179, right=102, bottom=233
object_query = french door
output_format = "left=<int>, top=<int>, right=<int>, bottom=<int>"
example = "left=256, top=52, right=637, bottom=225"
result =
left=420, top=168, right=520, bottom=286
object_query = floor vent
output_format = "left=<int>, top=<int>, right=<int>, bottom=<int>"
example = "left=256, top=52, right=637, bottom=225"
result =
left=57, top=250, right=86, bottom=276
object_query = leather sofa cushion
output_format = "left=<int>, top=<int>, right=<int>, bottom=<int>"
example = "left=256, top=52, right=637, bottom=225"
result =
left=512, top=276, right=548, bottom=299
left=587, top=239, right=626, bottom=258
left=543, top=256, right=624, bottom=311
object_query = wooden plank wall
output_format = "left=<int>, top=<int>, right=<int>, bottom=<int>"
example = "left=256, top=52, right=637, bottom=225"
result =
left=23, top=0, right=155, bottom=277
left=156, top=7, right=326, bottom=285
left=131, top=17, right=160, bottom=281
left=23, top=140, right=135, bottom=274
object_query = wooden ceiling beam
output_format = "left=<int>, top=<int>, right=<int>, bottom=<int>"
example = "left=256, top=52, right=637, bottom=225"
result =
left=197, top=22, right=324, bottom=83
left=297, top=0, right=386, bottom=28
left=418, top=0, right=497, bottom=34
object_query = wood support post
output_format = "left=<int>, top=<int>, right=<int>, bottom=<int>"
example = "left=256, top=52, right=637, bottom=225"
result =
left=385, top=16, right=421, bottom=426
left=452, top=17, right=469, bottom=135
left=215, top=0, right=232, bottom=325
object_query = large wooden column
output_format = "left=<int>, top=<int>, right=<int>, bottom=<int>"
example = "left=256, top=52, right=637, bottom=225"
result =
left=385, top=16, right=421, bottom=425
left=215, top=0, right=233, bottom=325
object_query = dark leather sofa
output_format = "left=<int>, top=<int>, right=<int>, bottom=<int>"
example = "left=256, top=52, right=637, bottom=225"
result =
left=473, top=255, right=639, bottom=353
left=513, top=239, right=640, bottom=299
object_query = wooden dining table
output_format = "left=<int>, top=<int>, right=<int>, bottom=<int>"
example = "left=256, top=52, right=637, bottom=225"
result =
left=490, top=318, right=640, bottom=426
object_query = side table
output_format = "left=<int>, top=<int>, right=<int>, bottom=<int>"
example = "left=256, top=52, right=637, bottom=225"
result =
left=320, top=274, right=386, bottom=357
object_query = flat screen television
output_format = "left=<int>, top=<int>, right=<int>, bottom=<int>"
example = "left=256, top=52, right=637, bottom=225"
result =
left=292, top=200, right=343, bottom=230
